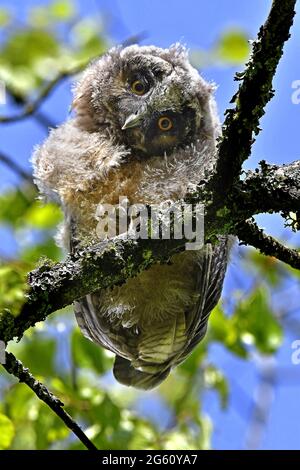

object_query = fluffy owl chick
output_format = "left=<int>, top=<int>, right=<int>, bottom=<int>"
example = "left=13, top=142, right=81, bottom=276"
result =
left=33, top=44, right=230, bottom=389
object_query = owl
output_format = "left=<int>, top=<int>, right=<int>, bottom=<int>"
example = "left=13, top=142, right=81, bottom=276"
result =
left=33, top=44, right=230, bottom=389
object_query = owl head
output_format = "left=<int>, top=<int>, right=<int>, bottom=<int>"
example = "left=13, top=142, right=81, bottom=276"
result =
left=72, top=44, right=217, bottom=157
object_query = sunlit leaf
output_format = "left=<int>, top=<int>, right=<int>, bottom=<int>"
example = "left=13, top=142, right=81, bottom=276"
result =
left=215, top=29, right=250, bottom=64
left=1, top=30, right=60, bottom=68
left=209, top=305, right=248, bottom=357
left=127, top=421, right=157, bottom=450
left=49, top=0, right=76, bottom=21
left=204, top=365, right=229, bottom=409
left=0, top=261, right=29, bottom=314
left=35, top=405, right=69, bottom=449
left=233, top=287, right=283, bottom=354
left=0, top=413, right=15, bottom=449
left=25, top=202, right=62, bottom=229
left=197, top=415, right=212, bottom=450
left=210, top=288, right=283, bottom=356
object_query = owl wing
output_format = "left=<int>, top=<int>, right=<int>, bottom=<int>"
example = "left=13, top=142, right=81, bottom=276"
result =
left=74, top=237, right=229, bottom=390
left=172, top=237, right=229, bottom=367
left=113, top=238, right=229, bottom=389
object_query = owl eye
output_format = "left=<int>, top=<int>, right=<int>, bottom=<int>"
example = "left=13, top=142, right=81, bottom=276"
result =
left=158, top=116, right=173, bottom=131
left=130, top=79, right=149, bottom=95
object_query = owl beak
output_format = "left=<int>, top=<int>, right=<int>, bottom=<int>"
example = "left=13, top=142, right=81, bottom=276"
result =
left=121, top=111, right=145, bottom=130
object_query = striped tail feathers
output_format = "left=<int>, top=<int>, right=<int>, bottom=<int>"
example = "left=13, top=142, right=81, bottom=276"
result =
left=113, top=355, right=171, bottom=390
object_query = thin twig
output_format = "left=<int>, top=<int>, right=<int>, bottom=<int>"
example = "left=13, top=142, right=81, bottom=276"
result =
left=237, top=220, right=300, bottom=270
left=2, top=352, right=98, bottom=450
left=0, top=64, right=85, bottom=124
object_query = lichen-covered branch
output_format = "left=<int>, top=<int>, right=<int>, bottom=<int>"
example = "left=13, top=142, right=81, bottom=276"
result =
left=0, top=235, right=187, bottom=343
left=211, top=0, right=296, bottom=200
left=1, top=155, right=300, bottom=344
left=237, top=220, right=300, bottom=270
left=2, top=352, right=98, bottom=450
left=236, top=160, right=300, bottom=216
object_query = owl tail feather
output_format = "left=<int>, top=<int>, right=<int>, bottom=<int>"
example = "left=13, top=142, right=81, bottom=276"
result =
left=113, top=355, right=170, bottom=390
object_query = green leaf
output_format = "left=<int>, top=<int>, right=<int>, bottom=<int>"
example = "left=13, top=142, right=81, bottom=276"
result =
left=49, top=0, right=76, bottom=20
left=163, top=429, right=204, bottom=450
left=0, top=8, right=11, bottom=27
left=0, top=29, right=61, bottom=95
left=71, top=327, right=113, bottom=375
left=0, top=413, right=15, bottom=449
left=0, top=262, right=29, bottom=314
left=0, top=187, right=36, bottom=227
left=209, top=305, right=248, bottom=357
left=197, top=415, right=213, bottom=450
left=127, top=421, right=158, bottom=451
left=204, top=365, right=229, bottom=409
left=210, top=288, right=283, bottom=356
left=1, top=30, right=60, bottom=68
left=35, top=405, right=70, bottom=449
left=25, top=201, right=62, bottom=229
left=12, top=335, right=56, bottom=377
left=233, top=287, right=283, bottom=354
left=216, top=30, right=250, bottom=64
left=5, top=384, right=34, bottom=422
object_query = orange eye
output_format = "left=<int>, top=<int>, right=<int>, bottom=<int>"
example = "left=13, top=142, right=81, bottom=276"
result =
left=131, top=80, right=146, bottom=95
left=158, top=116, right=173, bottom=131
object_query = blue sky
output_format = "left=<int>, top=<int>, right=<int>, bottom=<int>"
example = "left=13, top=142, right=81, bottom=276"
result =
left=1, top=0, right=300, bottom=450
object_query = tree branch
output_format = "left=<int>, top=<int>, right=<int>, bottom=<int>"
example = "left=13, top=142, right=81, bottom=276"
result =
left=237, top=219, right=300, bottom=270
left=0, top=235, right=187, bottom=343
left=2, top=352, right=98, bottom=450
left=211, top=0, right=296, bottom=200
left=0, top=66, right=85, bottom=124
left=1, top=155, right=300, bottom=344
left=237, top=160, right=300, bottom=215
left=5, top=86, right=56, bottom=129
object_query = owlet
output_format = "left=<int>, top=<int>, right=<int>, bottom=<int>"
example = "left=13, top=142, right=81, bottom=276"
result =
left=33, top=44, right=230, bottom=389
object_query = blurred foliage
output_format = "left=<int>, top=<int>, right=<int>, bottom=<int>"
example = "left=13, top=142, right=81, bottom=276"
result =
left=0, top=0, right=107, bottom=97
left=190, top=29, right=250, bottom=69
left=0, top=184, right=62, bottom=314
left=0, top=0, right=297, bottom=452
left=210, top=288, right=282, bottom=357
